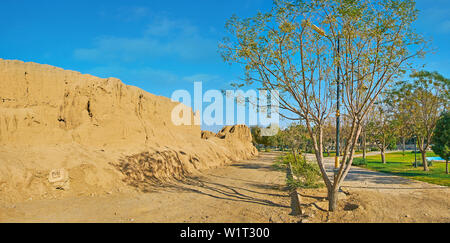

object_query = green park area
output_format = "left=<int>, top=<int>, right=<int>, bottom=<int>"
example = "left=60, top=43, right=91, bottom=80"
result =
left=355, top=152, right=450, bottom=187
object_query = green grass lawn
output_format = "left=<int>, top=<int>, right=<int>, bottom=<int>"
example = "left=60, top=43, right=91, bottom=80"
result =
left=359, top=152, right=449, bottom=187
left=324, top=151, right=363, bottom=157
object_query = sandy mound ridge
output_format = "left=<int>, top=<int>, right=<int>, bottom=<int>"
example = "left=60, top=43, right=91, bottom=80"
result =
left=0, top=59, right=258, bottom=203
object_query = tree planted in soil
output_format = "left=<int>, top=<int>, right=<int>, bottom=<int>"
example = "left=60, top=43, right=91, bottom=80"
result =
left=220, top=0, right=425, bottom=211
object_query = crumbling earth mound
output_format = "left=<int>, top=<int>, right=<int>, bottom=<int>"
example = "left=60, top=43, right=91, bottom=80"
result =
left=0, top=59, right=258, bottom=204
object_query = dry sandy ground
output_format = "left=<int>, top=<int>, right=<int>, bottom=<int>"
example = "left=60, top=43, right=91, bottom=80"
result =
left=1, top=152, right=448, bottom=223
left=0, top=152, right=299, bottom=223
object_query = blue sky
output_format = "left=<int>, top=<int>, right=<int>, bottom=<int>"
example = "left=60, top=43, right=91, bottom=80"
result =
left=1, top=0, right=449, bottom=131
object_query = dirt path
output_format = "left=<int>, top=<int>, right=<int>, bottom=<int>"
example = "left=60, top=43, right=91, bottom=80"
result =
left=2, top=151, right=448, bottom=223
left=0, top=152, right=299, bottom=223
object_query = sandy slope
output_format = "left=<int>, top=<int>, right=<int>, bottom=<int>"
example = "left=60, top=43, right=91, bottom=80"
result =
left=0, top=59, right=258, bottom=204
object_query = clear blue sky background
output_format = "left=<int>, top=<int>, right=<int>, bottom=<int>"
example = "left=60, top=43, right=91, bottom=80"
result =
left=1, top=0, right=449, bottom=131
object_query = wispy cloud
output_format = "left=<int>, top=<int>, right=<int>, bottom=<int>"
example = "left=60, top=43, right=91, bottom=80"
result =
left=145, top=17, right=198, bottom=37
left=183, top=74, right=221, bottom=83
left=74, top=16, right=218, bottom=62
left=74, top=8, right=225, bottom=88
left=440, top=20, right=450, bottom=33
left=417, top=5, right=450, bottom=34
left=87, top=65, right=180, bottom=85
left=87, top=65, right=222, bottom=87
left=99, top=6, right=151, bottom=22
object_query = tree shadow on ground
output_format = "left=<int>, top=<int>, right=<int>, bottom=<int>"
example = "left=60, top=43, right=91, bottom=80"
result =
left=206, top=174, right=266, bottom=185
left=111, top=152, right=292, bottom=210
left=204, top=175, right=289, bottom=198
left=164, top=178, right=290, bottom=209
left=311, top=202, right=329, bottom=212
left=231, top=162, right=278, bottom=172
left=297, top=192, right=327, bottom=201
left=246, top=183, right=287, bottom=192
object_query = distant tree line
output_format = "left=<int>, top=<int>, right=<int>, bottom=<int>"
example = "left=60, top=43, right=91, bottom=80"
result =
left=251, top=70, right=449, bottom=173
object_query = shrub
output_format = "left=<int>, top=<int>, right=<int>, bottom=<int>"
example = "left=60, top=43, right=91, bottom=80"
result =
left=352, top=158, right=368, bottom=166
left=272, top=153, right=292, bottom=170
left=275, top=153, right=323, bottom=189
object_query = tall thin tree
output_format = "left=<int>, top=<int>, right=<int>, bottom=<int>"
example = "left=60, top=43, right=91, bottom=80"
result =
left=220, top=0, right=425, bottom=211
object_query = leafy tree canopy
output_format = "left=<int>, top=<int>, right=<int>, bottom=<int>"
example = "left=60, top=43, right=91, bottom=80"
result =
left=432, top=112, right=450, bottom=162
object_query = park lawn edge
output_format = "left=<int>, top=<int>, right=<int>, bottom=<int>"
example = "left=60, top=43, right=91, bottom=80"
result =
left=354, top=152, right=450, bottom=187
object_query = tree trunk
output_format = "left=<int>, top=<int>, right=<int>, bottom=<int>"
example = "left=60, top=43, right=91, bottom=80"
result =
left=417, top=138, right=429, bottom=171
left=362, top=132, right=366, bottom=159
left=381, top=149, right=386, bottom=164
left=446, top=160, right=448, bottom=175
left=402, top=137, right=406, bottom=156
left=328, top=188, right=339, bottom=212
left=291, top=148, right=298, bottom=164
left=421, top=151, right=429, bottom=171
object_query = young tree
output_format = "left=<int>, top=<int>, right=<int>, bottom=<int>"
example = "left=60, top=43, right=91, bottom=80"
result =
left=386, top=85, right=414, bottom=156
left=390, top=71, right=449, bottom=171
left=395, top=110, right=414, bottom=156
left=250, top=126, right=262, bottom=146
left=273, top=129, right=288, bottom=151
left=220, top=0, right=425, bottom=211
left=432, top=112, right=450, bottom=174
left=284, top=123, right=310, bottom=160
left=366, top=100, right=398, bottom=164
left=251, top=125, right=276, bottom=149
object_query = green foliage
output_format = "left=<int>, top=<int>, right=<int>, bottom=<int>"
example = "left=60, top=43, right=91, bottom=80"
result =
left=258, top=125, right=290, bottom=151
left=281, top=123, right=313, bottom=153
left=250, top=126, right=275, bottom=147
left=352, top=158, right=368, bottom=166
left=250, top=126, right=261, bottom=146
left=220, top=0, right=425, bottom=123
left=432, top=112, right=450, bottom=162
left=272, top=154, right=289, bottom=171
left=386, top=70, right=449, bottom=171
left=364, top=152, right=449, bottom=186
left=365, top=99, right=398, bottom=152
left=387, top=142, right=398, bottom=150
left=388, top=71, right=449, bottom=150
left=221, top=0, right=426, bottom=192
left=275, top=153, right=323, bottom=189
